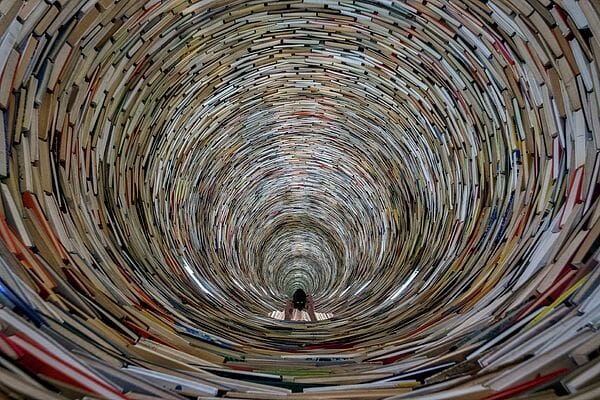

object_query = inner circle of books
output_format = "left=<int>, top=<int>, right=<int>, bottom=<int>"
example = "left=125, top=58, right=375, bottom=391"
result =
left=0, top=0, right=599, bottom=399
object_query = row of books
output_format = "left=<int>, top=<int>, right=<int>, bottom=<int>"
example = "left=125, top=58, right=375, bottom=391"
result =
left=0, top=0, right=599, bottom=399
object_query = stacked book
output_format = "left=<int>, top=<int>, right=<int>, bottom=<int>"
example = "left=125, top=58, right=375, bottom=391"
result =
left=0, top=0, right=599, bottom=399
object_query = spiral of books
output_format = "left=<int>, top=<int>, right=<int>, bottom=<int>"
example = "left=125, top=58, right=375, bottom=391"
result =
left=0, top=0, right=599, bottom=399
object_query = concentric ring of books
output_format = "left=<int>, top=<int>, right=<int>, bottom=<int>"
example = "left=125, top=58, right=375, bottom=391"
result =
left=0, top=0, right=599, bottom=399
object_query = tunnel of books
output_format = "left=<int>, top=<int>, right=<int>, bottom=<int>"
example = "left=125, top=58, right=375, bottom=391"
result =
left=1, top=0, right=600, bottom=399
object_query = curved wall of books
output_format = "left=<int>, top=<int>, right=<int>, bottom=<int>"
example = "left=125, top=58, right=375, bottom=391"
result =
left=0, top=0, right=599, bottom=399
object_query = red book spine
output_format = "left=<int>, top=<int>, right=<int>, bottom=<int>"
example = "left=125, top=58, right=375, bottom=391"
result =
left=482, top=368, right=569, bottom=400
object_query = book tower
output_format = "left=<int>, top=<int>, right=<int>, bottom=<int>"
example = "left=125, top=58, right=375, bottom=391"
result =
left=0, top=0, right=599, bottom=399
